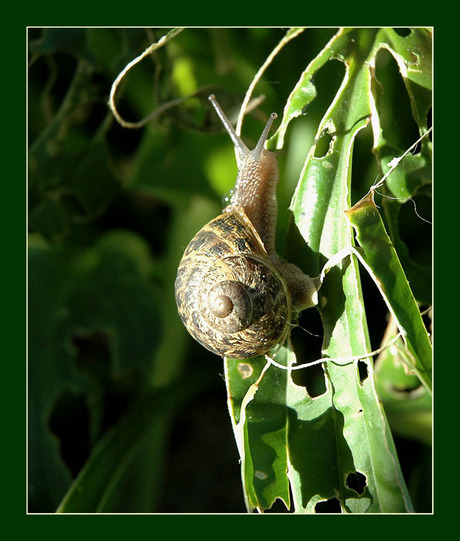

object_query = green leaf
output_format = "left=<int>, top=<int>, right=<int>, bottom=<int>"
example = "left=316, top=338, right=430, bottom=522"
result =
left=28, top=232, right=163, bottom=510
left=374, top=321, right=432, bottom=446
left=224, top=356, right=290, bottom=512
left=56, top=369, right=212, bottom=513
left=383, top=28, right=432, bottom=93
left=28, top=241, right=76, bottom=511
left=56, top=389, right=182, bottom=513
left=287, top=28, right=413, bottom=513
left=28, top=57, right=121, bottom=242
left=369, top=28, right=432, bottom=306
left=345, top=195, right=432, bottom=392
left=224, top=27, right=430, bottom=514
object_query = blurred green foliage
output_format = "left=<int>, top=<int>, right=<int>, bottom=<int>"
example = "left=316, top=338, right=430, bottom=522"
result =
left=28, top=27, right=431, bottom=513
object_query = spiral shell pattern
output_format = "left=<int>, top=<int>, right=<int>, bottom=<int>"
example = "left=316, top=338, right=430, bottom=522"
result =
left=175, top=210, right=292, bottom=358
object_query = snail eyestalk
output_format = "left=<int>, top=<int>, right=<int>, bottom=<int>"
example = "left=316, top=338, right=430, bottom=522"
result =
left=209, top=94, right=249, bottom=158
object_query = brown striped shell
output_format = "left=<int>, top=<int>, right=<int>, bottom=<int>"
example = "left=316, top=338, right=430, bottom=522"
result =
left=175, top=210, right=292, bottom=358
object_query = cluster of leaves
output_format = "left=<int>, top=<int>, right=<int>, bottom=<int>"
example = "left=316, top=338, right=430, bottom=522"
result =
left=224, top=28, right=432, bottom=513
left=28, top=27, right=431, bottom=513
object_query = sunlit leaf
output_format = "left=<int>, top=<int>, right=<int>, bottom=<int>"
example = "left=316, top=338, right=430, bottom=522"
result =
left=224, top=27, right=432, bottom=513
left=346, top=195, right=432, bottom=392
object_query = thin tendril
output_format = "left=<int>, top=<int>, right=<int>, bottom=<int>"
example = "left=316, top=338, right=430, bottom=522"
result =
left=265, top=331, right=404, bottom=372
left=108, top=28, right=184, bottom=129
left=368, top=127, right=432, bottom=195
left=236, top=28, right=304, bottom=137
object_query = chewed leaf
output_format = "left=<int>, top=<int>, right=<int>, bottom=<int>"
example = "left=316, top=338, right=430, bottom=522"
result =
left=384, top=28, right=432, bottom=91
left=345, top=194, right=432, bottom=392
left=222, top=27, right=431, bottom=514
left=272, top=28, right=356, bottom=151
left=225, top=355, right=290, bottom=512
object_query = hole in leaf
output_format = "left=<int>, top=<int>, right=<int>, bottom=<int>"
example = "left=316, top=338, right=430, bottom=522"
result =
left=290, top=308, right=323, bottom=360
left=346, top=471, right=367, bottom=495
left=291, top=360, right=327, bottom=398
left=290, top=309, right=326, bottom=397
left=48, top=389, right=91, bottom=477
left=265, top=498, right=290, bottom=513
left=393, top=28, right=412, bottom=37
left=357, top=360, right=369, bottom=384
left=314, top=130, right=333, bottom=158
left=301, top=59, right=346, bottom=124
left=315, top=497, right=342, bottom=513
left=374, top=48, right=420, bottom=151
left=421, top=306, right=432, bottom=335
left=350, top=124, right=376, bottom=206
left=358, top=267, right=389, bottom=352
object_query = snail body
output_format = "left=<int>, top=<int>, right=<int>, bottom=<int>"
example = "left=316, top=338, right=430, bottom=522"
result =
left=175, top=95, right=318, bottom=359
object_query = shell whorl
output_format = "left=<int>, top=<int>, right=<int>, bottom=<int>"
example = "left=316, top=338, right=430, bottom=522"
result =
left=174, top=210, right=292, bottom=359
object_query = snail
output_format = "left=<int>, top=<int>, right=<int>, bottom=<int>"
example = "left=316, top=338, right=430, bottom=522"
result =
left=174, top=94, right=319, bottom=359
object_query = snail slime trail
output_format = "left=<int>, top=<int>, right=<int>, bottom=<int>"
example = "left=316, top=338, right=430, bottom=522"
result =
left=174, top=95, right=319, bottom=359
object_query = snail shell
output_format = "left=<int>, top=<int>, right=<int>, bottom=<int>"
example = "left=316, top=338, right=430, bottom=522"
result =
left=175, top=210, right=292, bottom=358
left=175, top=95, right=318, bottom=359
